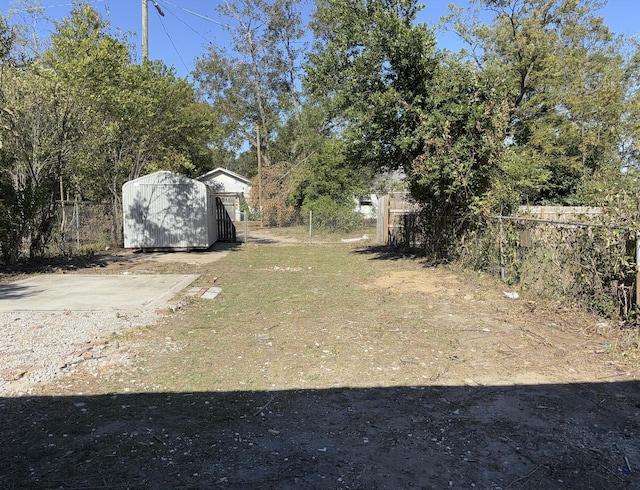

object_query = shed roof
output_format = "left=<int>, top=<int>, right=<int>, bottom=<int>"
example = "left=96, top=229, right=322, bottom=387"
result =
left=124, top=170, right=202, bottom=187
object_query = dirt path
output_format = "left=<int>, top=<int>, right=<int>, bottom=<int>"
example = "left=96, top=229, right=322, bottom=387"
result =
left=1, top=233, right=639, bottom=489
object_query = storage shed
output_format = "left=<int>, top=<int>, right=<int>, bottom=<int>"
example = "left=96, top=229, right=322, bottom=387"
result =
left=122, top=171, right=217, bottom=249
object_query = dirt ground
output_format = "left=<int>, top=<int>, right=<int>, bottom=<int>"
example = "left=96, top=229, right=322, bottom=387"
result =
left=1, top=228, right=640, bottom=489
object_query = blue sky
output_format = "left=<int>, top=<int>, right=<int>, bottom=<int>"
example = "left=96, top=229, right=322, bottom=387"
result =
left=1, top=0, right=638, bottom=80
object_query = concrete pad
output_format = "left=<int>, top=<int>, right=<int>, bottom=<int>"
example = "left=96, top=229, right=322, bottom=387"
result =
left=142, top=242, right=237, bottom=265
left=0, top=274, right=199, bottom=312
left=201, top=287, right=222, bottom=300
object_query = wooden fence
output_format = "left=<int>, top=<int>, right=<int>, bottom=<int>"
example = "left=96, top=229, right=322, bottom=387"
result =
left=216, top=196, right=237, bottom=242
left=376, top=195, right=638, bottom=317
left=376, top=193, right=419, bottom=245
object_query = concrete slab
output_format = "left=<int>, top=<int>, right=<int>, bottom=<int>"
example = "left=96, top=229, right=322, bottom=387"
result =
left=140, top=241, right=237, bottom=265
left=201, top=287, right=222, bottom=300
left=0, top=274, right=199, bottom=312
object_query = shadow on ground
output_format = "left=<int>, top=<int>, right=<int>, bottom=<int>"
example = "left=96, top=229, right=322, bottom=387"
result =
left=0, top=249, right=154, bottom=282
left=354, top=244, right=432, bottom=263
left=0, top=241, right=243, bottom=282
left=2, top=381, right=639, bottom=489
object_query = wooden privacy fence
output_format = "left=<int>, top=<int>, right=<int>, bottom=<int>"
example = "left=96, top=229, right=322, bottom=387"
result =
left=377, top=193, right=419, bottom=245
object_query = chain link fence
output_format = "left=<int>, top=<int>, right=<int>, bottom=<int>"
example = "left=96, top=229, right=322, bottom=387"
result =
left=378, top=197, right=637, bottom=321
left=465, top=215, right=636, bottom=320
left=51, top=200, right=113, bottom=255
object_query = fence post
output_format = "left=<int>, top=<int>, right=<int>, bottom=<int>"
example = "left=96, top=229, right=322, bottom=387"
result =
left=244, top=211, right=248, bottom=243
left=499, top=217, right=505, bottom=282
left=636, top=231, right=640, bottom=307
left=376, top=195, right=385, bottom=244
left=309, top=210, right=313, bottom=244
left=75, top=199, right=80, bottom=251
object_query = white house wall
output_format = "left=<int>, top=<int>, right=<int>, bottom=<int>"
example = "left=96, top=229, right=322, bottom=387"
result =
left=198, top=168, right=251, bottom=196
left=355, top=194, right=379, bottom=219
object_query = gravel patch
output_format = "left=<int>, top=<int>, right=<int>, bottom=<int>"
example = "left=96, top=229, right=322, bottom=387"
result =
left=0, top=309, right=159, bottom=396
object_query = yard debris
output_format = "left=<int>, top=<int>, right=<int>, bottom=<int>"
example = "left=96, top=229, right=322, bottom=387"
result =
left=0, top=367, right=29, bottom=381
left=253, top=396, right=275, bottom=417
left=341, top=234, right=370, bottom=243
left=502, top=291, right=520, bottom=299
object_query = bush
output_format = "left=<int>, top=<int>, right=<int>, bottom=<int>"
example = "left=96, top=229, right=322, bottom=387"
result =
left=458, top=216, right=636, bottom=320
left=301, top=196, right=364, bottom=233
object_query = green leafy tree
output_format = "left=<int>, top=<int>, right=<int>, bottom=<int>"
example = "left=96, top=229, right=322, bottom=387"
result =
left=307, top=0, right=509, bottom=256
left=307, top=0, right=440, bottom=173
left=46, top=4, right=213, bottom=244
left=447, top=0, right=634, bottom=203
left=0, top=10, right=86, bottom=264
left=195, top=0, right=319, bottom=224
left=0, top=67, right=81, bottom=263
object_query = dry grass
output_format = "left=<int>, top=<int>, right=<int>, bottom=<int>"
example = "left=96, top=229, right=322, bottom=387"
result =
left=4, top=232, right=640, bottom=489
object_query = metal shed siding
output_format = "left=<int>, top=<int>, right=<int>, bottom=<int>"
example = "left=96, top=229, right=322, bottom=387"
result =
left=122, top=171, right=217, bottom=249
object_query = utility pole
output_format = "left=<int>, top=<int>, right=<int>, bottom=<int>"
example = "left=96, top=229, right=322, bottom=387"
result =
left=142, top=1, right=164, bottom=61
left=142, top=0, right=148, bottom=60
left=257, top=125, right=263, bottom=225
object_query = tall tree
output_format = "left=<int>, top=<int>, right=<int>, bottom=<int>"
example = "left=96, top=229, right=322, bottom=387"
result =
left=194, top=0, right=314, bottom=225
left=46, top=4, right=213, bottom=244
left=195, top=0, right=306, bottom=161
left=307, top=0, right=440, bottom=174
left=447, top=0, right=634, bottom=203
left=0, top=11, right=84, bottom=264
left=307, top=0, right=509, bottom=255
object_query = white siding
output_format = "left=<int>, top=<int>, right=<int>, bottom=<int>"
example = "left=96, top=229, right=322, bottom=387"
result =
left=197, top=168, right=252, bottom=196
left=122, top=171, right=217, bottom=249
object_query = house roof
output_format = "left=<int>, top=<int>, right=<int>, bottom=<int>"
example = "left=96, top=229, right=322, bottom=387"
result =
left=197, top=167, right=251, bottom=185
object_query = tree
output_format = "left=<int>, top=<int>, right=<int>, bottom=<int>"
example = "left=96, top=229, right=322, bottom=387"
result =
left=307, top=0, right=509, bottom=255
left=0, top=10, right=85, bottom=264
left=447, top=0, right=634, bottom=203
left=194, top=0, right=316, bottom=224
left=0, top=67, right=81, bottom=263
left=46, top=4, right=214, bottom=244
left=307, top=0, right=440, bottom=173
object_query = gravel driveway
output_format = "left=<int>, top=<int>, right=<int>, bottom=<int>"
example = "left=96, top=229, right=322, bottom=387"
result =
left=0, top=309, right=159, bottom=396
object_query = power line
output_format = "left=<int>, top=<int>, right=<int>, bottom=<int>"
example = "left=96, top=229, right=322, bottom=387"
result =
left=153, top=3, right=189, bottom=73
left=156, top=1, right=214, bottom=46
left=158, top=0, right=230, bottom=28
left=2, top=0, right=107, bottom=14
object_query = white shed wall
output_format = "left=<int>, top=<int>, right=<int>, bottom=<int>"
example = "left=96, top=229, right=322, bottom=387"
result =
left=122, top=171, right=217, bottom=249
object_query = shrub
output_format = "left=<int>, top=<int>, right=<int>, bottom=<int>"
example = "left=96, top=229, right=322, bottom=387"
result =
left=301, top=196, right=364, bottom=233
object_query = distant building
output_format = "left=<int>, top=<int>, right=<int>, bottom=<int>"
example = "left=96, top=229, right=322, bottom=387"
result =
left=197, top=168, right=252, bottom=221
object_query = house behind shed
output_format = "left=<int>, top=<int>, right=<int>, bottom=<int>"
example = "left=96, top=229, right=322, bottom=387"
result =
left=122, top=171, right=217, bottom=249
left=197, top=167, right=251, bottom=221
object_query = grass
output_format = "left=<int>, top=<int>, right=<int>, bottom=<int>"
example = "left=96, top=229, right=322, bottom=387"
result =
left=7, top=230, right=640, bottom=489
left=65, top=237, right=456, bottom=395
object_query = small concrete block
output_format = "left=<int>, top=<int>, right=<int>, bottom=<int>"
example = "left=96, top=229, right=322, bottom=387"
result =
left=201, top=287, right=222, bottom=300
left=186, top=287, right=205, bottom=296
